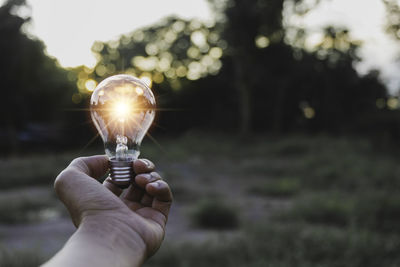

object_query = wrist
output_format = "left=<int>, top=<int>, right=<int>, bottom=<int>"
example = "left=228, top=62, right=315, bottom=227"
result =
left=43, top=213, right=146, bottom=267
left=78, top=213, right=147, bottom=266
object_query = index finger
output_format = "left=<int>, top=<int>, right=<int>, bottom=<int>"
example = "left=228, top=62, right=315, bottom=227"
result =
left=146, top=180, right=173, bottom=217
left=133, top=159, right=155, bottom=174
left=68, top=155, right=109, bottom=179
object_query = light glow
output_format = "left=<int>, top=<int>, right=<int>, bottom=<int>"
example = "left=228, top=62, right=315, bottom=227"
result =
left=140, top=74, right=152, bottom=87
left=135, top=87, right=144, bottom=95
left=112, top=100, right=133, bottom=122
left=85, top=79, right=97, bottom=92
left=255, top=35, right=270, bottom=49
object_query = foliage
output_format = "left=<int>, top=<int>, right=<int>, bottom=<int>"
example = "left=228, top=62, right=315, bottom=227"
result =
left=383, top=0, right=400, bottom=40
left=0, top=187, right=59, bottom=223
left=71, top=0, right=390, bottom=136
left=2, top=135, right=400, bottom=265
left=0, top=0, right=76, bottom=153
left=247, top=177, right=300, bottom=197
left=0, top=153, right=72, bottom=189
left=146, top=223, right=400, bottom=267
left=0, top=248, right=42, bottom=267
left=190, top=198, right=239, bottom=229
left=281, top=193, right=354, bottom=226
left=0, top=0, right=396, bottom=152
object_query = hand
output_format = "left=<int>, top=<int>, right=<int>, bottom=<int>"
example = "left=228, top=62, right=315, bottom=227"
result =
left=44, top=155, right=172, bottom=267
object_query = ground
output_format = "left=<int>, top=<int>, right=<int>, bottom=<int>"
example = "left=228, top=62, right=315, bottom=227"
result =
left=0, top=134, right=400, bottom=266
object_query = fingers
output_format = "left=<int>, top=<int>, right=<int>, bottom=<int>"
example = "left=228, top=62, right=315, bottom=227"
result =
left=103, top=177, right=123, bottom=196
left=54, top=155, right=122, bottom=226
left=146, top=180, right=173, bottom=202
left=133, top=159, right=155, bottom=174
left=123, top=158, right=156, bottom=203
left=101, top=158, right=155, bottom=198
left=124, top=172, right=161, bottom=204
left=69, top=155, right=109, bottom=179
left=125, top=159, right=173, bottom=224
left=135, top=172, right=162, bottom=188
left=55, top=155, right=108, bottom=197
left=124, top=185, right=145, bottom=203
left=135, top=180, right=173, bottom=228
left=146, top=180, right=173, bottom=218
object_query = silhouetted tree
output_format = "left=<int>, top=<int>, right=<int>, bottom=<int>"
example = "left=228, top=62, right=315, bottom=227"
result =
left=383, top=0, right=400, bottom=41
left=79, top=0, right=388, bottom=136
left=0, top=0, right=74, bottom=152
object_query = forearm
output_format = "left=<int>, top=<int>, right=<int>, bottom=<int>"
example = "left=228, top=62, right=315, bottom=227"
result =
left=42, top=216, right=146, bottom=267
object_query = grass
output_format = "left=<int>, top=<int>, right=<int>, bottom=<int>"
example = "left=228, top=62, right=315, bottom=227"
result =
left=353, top=191, right=400, bottom=233
left=190, top=198, right=239, bottom=229
left=0, top=187, right=61, bottom=224
left=0, top=248, right=42, bottom=267
left=0, top=153, right=73, bottom=189
left=280, top=192, right=354, bottom=227
left=2, top=133, right=400, bottom=265
left=145, top=223, right=400, bottom=267
left=247, top=177, right=300, bottom=197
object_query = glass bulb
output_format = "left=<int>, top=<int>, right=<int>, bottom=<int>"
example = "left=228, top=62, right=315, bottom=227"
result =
left=90, top=74, right=156, bottom=188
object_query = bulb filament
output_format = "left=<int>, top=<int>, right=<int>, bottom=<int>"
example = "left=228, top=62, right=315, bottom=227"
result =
left=116, top=135, right=129, bottom=161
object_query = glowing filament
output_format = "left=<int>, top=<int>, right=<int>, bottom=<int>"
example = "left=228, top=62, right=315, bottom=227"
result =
left=112, top=100, right=133, bottom=122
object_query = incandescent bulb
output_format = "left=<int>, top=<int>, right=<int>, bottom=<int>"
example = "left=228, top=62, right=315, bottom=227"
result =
left=90, top=74, right=156, bottom=188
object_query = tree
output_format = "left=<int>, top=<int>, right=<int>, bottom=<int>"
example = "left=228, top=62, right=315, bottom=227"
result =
left=0, top=0, right=74, bottom=152
left=79, top=0, right=388, bottom=136
left=383, top=0, right=400, bottom=41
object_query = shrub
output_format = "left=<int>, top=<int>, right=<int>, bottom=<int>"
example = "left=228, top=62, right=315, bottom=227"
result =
left=191, top=199, right=239, bottom=229
left=281, top=193, right=354, bottom=226
left=248, top=178, right=300, bottom=197
left=0, top=188, right=59, bottom=224
left=0, top=249, right=42, bottom=267
left=146, top=223, right=400, bottom=267
left=353, top=192, right=400, bottom=233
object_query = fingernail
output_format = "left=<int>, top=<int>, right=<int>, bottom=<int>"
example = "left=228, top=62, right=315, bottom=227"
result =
left=142, top=174, right=151, bottom=180
left=150, top=181, right=160, bottom=188
left=139, top=159, right=152, bottom=167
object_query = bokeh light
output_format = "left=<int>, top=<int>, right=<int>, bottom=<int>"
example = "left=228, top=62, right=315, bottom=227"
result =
left=85, top=79, right=97, bottom=92
left=255, top=35, right=270, bottom=49
left=139, top=73, right=153, bottom=87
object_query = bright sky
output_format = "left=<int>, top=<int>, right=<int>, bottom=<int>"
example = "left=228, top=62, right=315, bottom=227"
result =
left=3, top=0, right=400, bottom=91
left=286, top=0, right=400, bottom=92
left=19, top=0, right=214, bottom=68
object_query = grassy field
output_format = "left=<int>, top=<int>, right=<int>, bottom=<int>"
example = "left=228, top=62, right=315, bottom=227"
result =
left=1, top=133, right=400, bottom=266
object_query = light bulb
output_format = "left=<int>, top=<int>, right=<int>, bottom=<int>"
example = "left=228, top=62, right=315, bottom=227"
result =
left=90, top=74, right=156, bottom=188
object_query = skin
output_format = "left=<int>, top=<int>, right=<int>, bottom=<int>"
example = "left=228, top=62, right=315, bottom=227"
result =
left=42, top=155, right=173, bottom=267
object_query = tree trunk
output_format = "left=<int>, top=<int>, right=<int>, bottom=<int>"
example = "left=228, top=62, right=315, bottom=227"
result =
left=234, top=61, right=252, bottom=136
left=272, top=83, right=286, bottom=133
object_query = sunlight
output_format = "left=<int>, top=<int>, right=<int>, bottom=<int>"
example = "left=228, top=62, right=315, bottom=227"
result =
left=135, top=87, right=144, bottom=96
left=209, top=47, right=223, bottom=59
left=140, top=73, right=153, bottom=87
left=85, top=79, right=97, bottom=92
left=387, top=97, right=399, bottom=110
left=255, top=35, right=270, bottom=49
left=304, top=107, right=315, bottom=119
left=153, top=72, right=164, bottom=84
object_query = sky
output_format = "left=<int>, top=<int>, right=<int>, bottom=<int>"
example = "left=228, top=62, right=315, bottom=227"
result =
left=17, top=0, right=214, bottom=68
left=3, top=0, right=400, bottom=92
left=285, top=0, right=400, bottom=91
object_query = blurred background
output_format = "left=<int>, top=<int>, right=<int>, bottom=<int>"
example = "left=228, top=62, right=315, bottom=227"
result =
left=1, top=0, right=400, bottom=265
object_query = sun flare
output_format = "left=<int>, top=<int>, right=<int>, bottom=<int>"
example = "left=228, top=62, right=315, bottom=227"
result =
left=112, top=100, right=132, bottom=121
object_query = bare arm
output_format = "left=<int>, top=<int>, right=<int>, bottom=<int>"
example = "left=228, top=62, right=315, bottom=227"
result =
left=42, top=156, right=172, bottom=267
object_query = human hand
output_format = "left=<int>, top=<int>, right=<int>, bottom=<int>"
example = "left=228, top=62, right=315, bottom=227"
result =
left=47, top=155, right=172, bottom=267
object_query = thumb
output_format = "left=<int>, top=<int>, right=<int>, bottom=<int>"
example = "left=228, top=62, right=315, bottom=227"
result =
left=54, top=155, right=119, bottom=226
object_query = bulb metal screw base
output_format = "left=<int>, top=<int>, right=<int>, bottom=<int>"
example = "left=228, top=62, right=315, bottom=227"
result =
left=109, top=160, right=135, bottom=189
